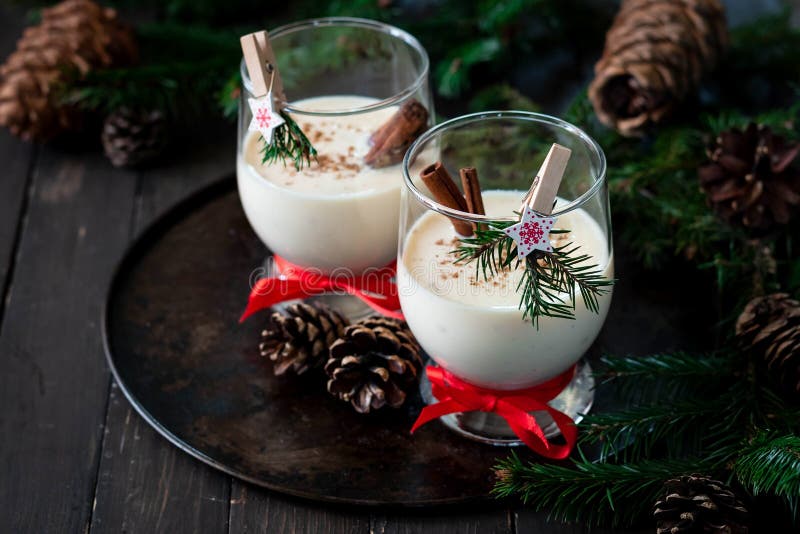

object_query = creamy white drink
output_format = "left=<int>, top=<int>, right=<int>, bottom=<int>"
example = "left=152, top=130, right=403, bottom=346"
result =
left=237, top=95, right=402, bottom=273
left=398, top=190, right=614, bottom=390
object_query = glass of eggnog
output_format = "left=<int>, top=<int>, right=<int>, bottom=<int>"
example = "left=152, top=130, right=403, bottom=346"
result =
left=399, top=111, right=612, bottom=445
left=237, top=18, right=431, bottom=317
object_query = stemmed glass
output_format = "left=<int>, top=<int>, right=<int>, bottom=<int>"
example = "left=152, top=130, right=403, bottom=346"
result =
left=236, top=18, right=432, bottom=318
left=398, top=111, right=612, bottom=445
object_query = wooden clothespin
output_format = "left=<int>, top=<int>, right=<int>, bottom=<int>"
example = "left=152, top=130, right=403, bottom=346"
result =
left=240, top=31, right=286, bottom=107
left=523, top=143, right=572, bottom=215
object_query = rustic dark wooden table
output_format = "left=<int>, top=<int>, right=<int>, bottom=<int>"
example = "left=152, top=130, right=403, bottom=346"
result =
left=3, top=2, right=789, bottom=532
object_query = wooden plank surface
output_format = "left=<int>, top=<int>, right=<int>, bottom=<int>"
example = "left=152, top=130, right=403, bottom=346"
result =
left=516, top=511, right=652, bottom=534
left=372, top=509, right=512, bottom=534
left=228, top=485, right=371, bottom=534
left=90, top=130, right=235, bottom=533
left=0, top=5, right=35, bottom=318
left=90, top=383, right=232, bottom=534
left=0, top=147, right=137, bottom=532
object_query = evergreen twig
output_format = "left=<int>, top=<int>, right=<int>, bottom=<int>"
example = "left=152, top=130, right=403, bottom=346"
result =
left=452, top=227, right=613, bottom=327
left=596, top=352, right=738, bottom=402
left=60, top=23, right=241, bottom=119
left=579, top=389, right=745, bottom=461
left=259, top=111, right=317, bottom=170
left=493, top=451, right=727, bottom=528
left=734, top=433, right=800, bottom=507
left=598, top=352, right=733, bottom=382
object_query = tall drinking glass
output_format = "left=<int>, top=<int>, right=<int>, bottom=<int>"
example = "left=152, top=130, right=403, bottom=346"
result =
left=399, top=111, right=612, bottom=445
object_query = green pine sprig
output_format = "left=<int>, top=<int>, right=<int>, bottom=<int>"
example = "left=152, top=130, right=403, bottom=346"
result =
left=61, top=23, right=241, bottom=119
left=493, top=451, right=726, bottom=528
left=579, top=390, right=745, bottom=462
left=452, top=225, right=613, bottom=327
left=734, top=433, right=800, bottom=520
left=259, top=111, right=317, bottom=171
left=494, top=350, right=800, bottom=529
left=595, top=351, right=738, bottom=403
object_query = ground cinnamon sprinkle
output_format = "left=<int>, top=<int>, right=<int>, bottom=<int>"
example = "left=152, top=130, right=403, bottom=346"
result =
left=284, top=124, right=362, bottom=175
left=314, top=154, right=361, bottom=174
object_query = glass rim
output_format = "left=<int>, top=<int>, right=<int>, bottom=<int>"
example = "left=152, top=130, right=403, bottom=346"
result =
left=240, top=17, right=430, bottom=116
left=401, top=111, right=608, bottom=222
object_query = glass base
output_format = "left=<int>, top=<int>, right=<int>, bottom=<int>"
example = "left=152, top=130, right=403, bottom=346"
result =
left=261, top=255, right=378, bottom=323
left=419, top=360, right=595, bottom=447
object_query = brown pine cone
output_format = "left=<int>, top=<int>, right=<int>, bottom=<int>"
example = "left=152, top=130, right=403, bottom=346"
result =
left=325, top=317, right=423, bottom=413
left=0, top=0, right=138, bottom=141
left=698, top=124, right=800, bottom=231
left=736, top=293, right=800, bottom=398
left=588, top=0, right=728, bottom=137
left=101, top=108, right=167, bottom=167
left=654, top=475, right=749, bottom=534
left=259, top=303, right=348, bottom=376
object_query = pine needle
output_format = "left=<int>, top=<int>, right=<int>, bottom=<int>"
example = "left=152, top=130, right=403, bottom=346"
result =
left=579, top=388, right=745, bottom=462
left=735, top=433, right=800, bottom=500
left=452, top=227, right=613, bottom=327
left=596, top=352, right=738, bottom=402
left=259, top=111, right=318, bottom=171
left=493, top=451, right=726, bottom=528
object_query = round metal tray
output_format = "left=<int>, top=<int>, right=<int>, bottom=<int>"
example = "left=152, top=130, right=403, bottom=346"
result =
left=102, top=176, right=711, bottom=506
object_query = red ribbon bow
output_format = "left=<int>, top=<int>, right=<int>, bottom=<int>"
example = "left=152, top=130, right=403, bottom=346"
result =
left=411, top=365, right=578, bottom=459
left=240, top=254, right=404, bottom=322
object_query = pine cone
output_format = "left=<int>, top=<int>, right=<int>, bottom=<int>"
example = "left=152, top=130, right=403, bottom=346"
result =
left=736, top=293, right=800, bottom=398
left=0, top=0, right=138, bottom=141
left=325, top=317, right=423, bottom=413
left=698, top=124, right=800, bottom=230
left=588, top=0, right=728, bottom=137
left=259, top=303, right=348, bottom=376
left=654, top=475, right=749, bottom=534
left=101, top=108, right=167, bottom=167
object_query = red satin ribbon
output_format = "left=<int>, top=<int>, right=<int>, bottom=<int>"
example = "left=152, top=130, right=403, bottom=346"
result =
left=411, top=365, right=578, bottom=459
left=240, top=254, right=404, bottom=322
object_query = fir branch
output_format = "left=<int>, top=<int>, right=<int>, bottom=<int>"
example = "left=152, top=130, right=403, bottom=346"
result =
left=734, top=433, right=800, bottom=521
left=596, top=352, right=738, bottom=402
left=259, top=110, right=317, bottom=171
left=536, top=243, right=614, bottom=315
left=493, top=451, right=725, bottom=528
left=63, top=60, right=230, bottom=117
left=60, top=23, right=240, bottom=119
left=756, top=384, right=800, bottom=433
left=735, top=433, right=800, bottom=498
left=477, top=0, right=547, bottom=32
left=702, top=102, right=800, bottom=139
left=436, top=38, right=502, bottom=98
left=599, top=352, right=733, bottom=382
left=452, top=227, right=613, bottom=327
left=579, top=388, right=745, bottom=462
left=451, top=223, right=516, bottom=280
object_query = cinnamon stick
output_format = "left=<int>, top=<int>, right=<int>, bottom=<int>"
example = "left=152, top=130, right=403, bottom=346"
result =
left=365, top=99, right=429, bottom=168
left=459, top=167, right=485, bottom=232
left=420, top=162, right=474, bottom=236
